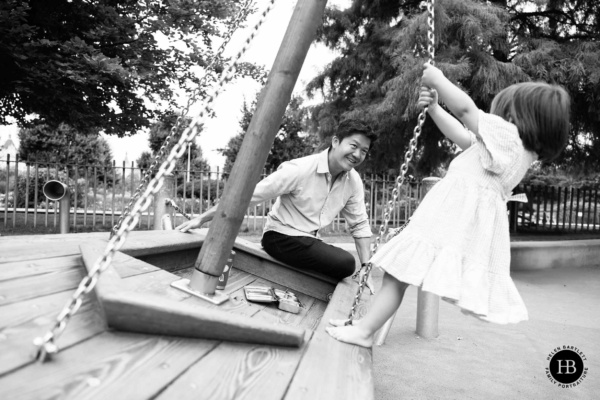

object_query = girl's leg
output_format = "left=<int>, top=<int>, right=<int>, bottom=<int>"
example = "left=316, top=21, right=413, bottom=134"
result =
left=326, top=272, right=409, bottom=347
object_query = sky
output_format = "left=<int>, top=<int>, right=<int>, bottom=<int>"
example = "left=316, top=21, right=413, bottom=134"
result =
left=0, top=0, right=351, bottom=169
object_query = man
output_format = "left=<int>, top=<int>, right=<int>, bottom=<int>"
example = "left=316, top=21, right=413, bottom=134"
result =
left=176, top=119, right=377, bottom=289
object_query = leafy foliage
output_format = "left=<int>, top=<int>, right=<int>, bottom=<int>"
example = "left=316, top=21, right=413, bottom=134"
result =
left=17, top=123, right=115, bottom=184
left=18, top=124, right=112, bottom=166
left=136, top=113, right=210, bottom=181
left=219, top=96, right=319, bottom=173
left=308, top=0, right=600, bottom=175
left=0, top=0, right=260, bottom=135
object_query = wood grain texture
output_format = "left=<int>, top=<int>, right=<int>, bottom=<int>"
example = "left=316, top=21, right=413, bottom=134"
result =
left=0, top=232, right=107, bottom=263
left=0, top=255, right=81, bottom=281
left=0, top=257, right=86, bottom=306
left=0, top=331, right=218, bottom=400
left=157, top=342, right=304, bottom=400
left=284, top=278, right=375, bottom=400
left=0, top=291, right=106, bottom=376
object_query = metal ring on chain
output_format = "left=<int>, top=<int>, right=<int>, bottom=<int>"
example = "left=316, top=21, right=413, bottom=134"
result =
left=346, top=0, right=435, bottom=324
left=34, top=0, right=277, bottom=362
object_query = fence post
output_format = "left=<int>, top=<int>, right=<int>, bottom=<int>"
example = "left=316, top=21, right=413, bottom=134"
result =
left=4, top=154, right=9, bottom=228
left=153, top=173, right=176, bottom=230
left=416, top=177, right=441, bottom=339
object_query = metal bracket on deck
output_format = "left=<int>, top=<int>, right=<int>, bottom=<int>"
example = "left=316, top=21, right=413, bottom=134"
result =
left=171, top=278, right=230, bottom=305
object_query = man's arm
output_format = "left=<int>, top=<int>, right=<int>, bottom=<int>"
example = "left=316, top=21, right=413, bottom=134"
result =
left=353, top=236, right=372, bottom=265
left=175, top=162, right=300, bottom=232
left=353, top=236, right=376, bottom=294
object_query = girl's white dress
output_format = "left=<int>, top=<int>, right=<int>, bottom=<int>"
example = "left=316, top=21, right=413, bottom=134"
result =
left=371, top=111, right=537, bottom=324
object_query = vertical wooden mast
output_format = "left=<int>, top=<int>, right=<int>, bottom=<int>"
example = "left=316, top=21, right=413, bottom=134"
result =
left=189, top=0, right=329, bottom=293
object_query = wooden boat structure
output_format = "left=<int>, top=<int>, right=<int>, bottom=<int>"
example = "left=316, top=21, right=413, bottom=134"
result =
left=0, top=229, right=374, bottom=399
left=0, top=1, right=378, bottom=398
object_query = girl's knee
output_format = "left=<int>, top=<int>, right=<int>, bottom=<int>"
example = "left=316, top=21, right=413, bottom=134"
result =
left=382, top=272, right=409, bottom=290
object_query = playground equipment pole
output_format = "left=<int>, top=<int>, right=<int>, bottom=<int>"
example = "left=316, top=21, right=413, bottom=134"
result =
left=189, top=0, right=329, bottom=294
left=42, top=180, right=70, bottom=234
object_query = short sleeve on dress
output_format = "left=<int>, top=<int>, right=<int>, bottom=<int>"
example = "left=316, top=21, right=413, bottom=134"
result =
left=474, top=110, right=521, bottom=174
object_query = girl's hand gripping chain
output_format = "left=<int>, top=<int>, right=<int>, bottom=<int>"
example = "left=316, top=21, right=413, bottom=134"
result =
left=417, top=86, right=439, bottom=111
left=420, top=63, right=445, bottom=89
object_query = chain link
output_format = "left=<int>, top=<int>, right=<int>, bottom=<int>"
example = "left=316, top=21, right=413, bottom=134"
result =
left=34, top=0, right=277, bottom=362
left=110, top=0, right=256, bottom=239
left=346, top=0, right=435, bottom=323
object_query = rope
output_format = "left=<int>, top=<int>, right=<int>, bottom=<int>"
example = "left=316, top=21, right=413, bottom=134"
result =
left=345, top=0, right=436, bottom=324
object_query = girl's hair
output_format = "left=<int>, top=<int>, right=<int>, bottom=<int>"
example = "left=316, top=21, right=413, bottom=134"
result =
left=490, top=82, right=571, bottom=162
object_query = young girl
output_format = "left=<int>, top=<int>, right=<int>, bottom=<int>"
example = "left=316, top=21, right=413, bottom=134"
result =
left=326, top=63, right=571, bottom=347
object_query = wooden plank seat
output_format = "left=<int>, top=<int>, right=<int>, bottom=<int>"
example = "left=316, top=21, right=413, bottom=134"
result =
left=116, top=229, right=338, bottom=302
left=0, top=231, right=374, bottom=399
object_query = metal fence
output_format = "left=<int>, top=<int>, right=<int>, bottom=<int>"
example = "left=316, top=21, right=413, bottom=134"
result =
left=3, top=156, right=597, bottom=235
left=510, top=183, right=600, bottom=233
left=0, top=156, right=421, bottom=234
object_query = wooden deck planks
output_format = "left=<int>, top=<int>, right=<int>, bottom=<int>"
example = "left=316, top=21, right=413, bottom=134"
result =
left=0, top=257, right=86, bottom=306
left=0, top=230, right=376, bottom=398
left=284, top=279, right=375, bottom=400
left=157, top=342, right=304, bottom=400
left=0, top=331, right=219, bottom=400
left=0, top=292, right=106, bottom=376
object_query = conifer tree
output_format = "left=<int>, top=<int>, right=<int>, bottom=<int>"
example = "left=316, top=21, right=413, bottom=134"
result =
left=308, top=0, right=600, bottom=174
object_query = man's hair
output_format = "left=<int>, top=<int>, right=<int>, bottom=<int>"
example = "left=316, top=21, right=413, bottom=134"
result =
left=334, top=119, right=379, bottom=148
left=490, top=82, right=571, bottom=162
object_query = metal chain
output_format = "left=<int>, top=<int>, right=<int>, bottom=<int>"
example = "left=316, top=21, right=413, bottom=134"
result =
left=165, top=198, right=192, bottom=221
left=110, top=0, right=256, bottom=238
left=34, top=0, right=277, bottom=362
left=346, top=0, right=435, bottom=324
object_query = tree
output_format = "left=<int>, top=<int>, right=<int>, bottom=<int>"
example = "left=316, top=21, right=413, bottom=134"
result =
left=219, top=96, right=319, bottom=173
left=307, top=0, right=600, bottom=176
left=136, top=113, right=210, bottom=179
left=0, top=0, right=261, bottom=136
left=17, top=124, right=115, bottom=189
left=18, top=124, right=113, bottom=167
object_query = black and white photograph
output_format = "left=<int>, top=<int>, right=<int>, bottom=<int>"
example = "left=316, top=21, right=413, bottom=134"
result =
left=1, top=0, right=598, bottom=399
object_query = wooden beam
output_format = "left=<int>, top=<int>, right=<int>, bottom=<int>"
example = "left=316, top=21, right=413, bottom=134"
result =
left=79, top=244, right=305, bottom=347
left=190, top=0, right=329, bottom=293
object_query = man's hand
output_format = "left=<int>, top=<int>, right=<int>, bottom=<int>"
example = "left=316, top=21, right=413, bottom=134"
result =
left=175, top=216, right=205, bottom=232
left=358, top=266, right=376, bottom=295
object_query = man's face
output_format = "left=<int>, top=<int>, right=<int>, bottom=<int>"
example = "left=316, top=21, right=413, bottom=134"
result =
left=329, top=133, right=371, bottom=174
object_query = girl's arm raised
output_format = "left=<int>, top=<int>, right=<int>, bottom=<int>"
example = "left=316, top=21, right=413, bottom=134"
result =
left=421, top=63, right=479, bottom=135
left=418, top=88, right=471, bottom=150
